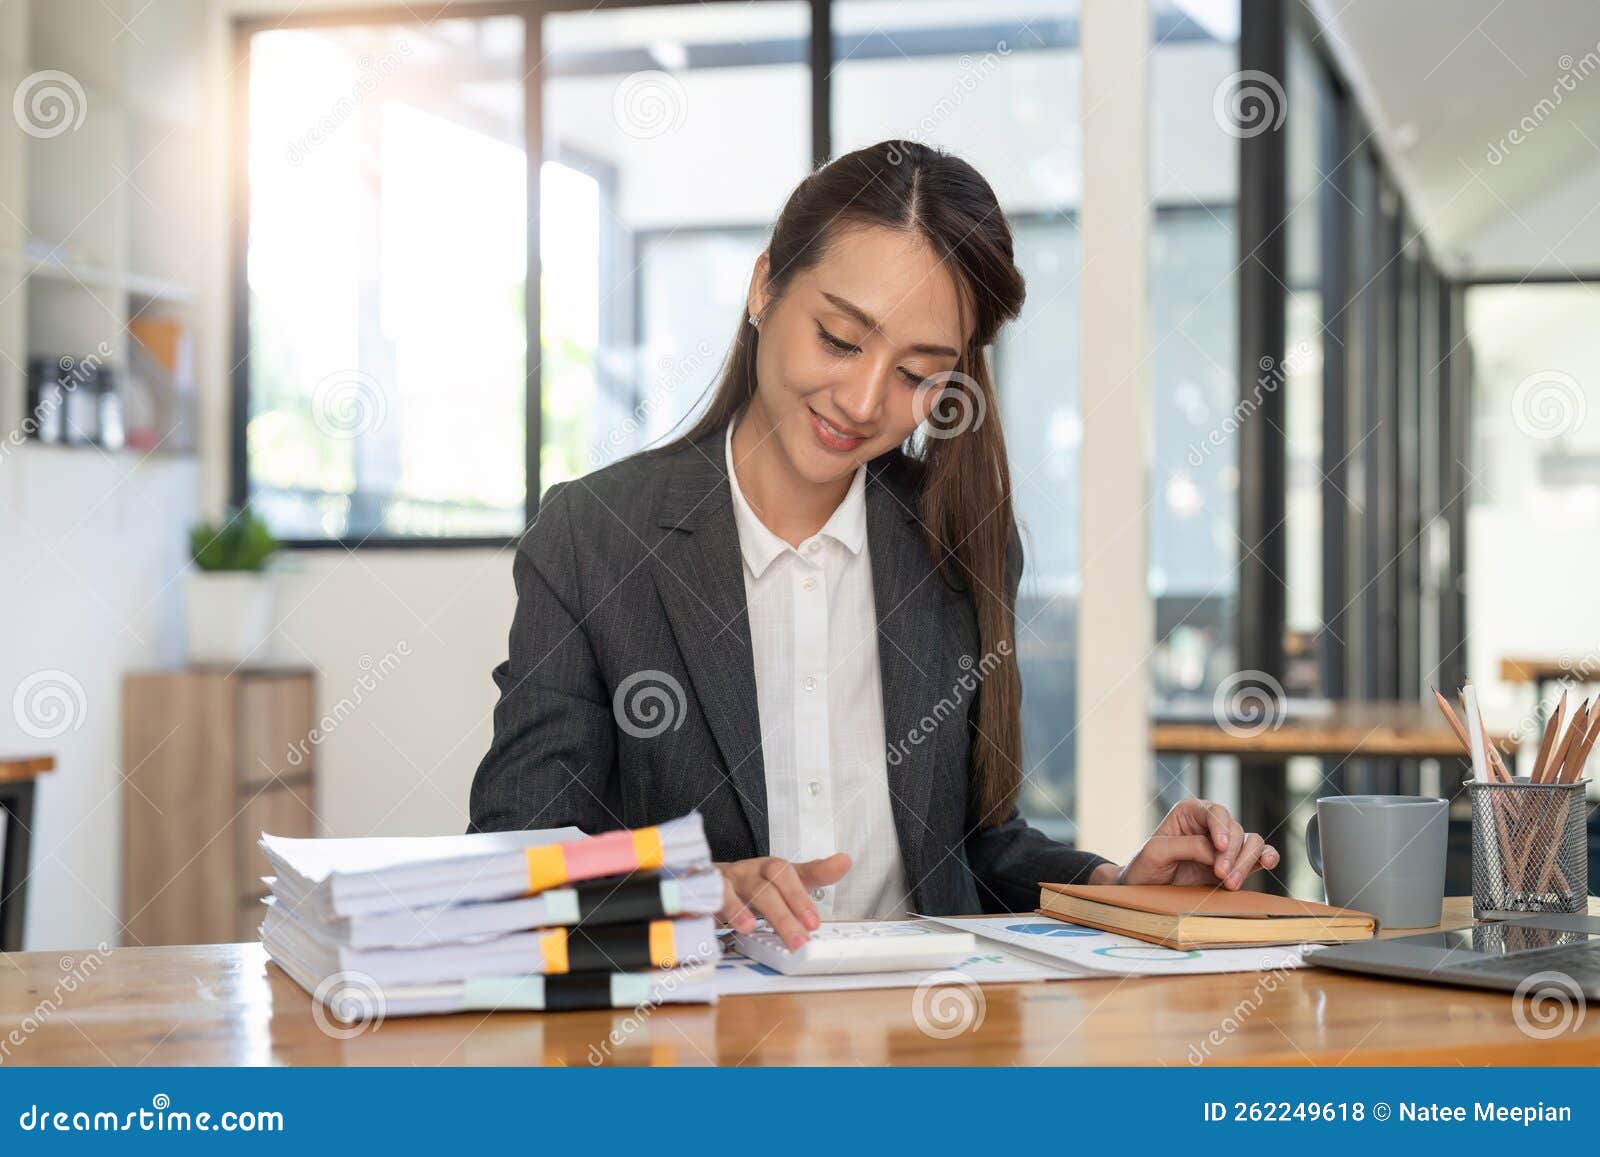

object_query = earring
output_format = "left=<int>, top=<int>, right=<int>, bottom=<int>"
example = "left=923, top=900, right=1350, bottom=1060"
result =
left=748, top=312, right=761, bottom=327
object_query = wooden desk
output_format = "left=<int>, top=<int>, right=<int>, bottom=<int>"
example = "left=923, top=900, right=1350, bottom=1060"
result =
left=0, top=755, right=52, bottom=952
left=4, top=899, right=1598, bottom=1066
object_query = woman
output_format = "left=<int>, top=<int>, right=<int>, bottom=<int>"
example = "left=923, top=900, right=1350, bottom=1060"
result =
left=469, top=139, right=1279, bottom=950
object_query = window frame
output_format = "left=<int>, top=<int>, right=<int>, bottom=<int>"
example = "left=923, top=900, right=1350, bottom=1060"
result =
left=229, top=0, right=822, bottom=549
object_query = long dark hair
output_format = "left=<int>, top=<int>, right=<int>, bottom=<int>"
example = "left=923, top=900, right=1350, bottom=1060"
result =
left=662, top=139, right=1028, bottom=826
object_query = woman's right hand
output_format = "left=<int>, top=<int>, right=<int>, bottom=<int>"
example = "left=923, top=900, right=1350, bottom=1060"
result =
left=715, top=853, right=853, bottom=949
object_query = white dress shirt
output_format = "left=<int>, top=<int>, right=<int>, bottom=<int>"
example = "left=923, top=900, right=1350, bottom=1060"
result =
left=725, top=424, right=911, bottom=920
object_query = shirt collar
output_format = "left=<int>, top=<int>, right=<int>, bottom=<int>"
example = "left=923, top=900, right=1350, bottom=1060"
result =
left=725, top=422, right=868, bottom=579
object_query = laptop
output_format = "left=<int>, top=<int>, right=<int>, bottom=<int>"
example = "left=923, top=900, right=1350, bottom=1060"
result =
left=1308, top=912, right=1600, bottom=997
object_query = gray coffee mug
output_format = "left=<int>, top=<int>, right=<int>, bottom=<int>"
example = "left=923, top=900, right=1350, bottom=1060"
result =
left=1305, top=795, right=1448, bottom=929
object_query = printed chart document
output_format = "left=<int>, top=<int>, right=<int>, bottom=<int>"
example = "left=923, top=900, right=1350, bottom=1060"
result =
left=917, top=914, right=1316, bottom=976
left=712, top=920, right=1097, bottom=995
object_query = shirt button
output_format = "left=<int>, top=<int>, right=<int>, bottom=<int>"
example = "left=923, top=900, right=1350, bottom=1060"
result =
left=801, top=577, right=816, bottom=592
left=807, top=780, right=821, bottom=797
left=804, top=540, right=820, bottom=554
left=812, top=888, right=826, bottom=901
left=803, top=676, right=817, bottom=693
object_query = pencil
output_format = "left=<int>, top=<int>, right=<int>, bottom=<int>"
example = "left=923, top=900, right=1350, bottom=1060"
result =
left=1533, top=690, right=1569, bottom=783
left=1546, top=699, right=1587, bottom=784
left=1462, top=681, right=1490, bottom=784
left=1561, top=713, right=1600, bottom=784
left=1435, top=687, right=1510, bottom=781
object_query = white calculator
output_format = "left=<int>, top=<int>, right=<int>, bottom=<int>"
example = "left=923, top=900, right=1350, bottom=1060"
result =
left=731, top=922, right=976, bottom=975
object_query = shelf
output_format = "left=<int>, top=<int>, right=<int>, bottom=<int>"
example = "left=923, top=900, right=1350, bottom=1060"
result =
left=15, top=439, right=198, bottom=460
left=0, top=249, right=197, bottom=304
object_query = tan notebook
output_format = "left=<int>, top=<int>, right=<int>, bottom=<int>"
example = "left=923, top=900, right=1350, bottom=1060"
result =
left=1036, top=883, right=1375, bottom=950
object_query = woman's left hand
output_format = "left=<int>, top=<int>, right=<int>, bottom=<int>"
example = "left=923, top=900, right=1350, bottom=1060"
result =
left=1091, top=799, right=1280, bottom=889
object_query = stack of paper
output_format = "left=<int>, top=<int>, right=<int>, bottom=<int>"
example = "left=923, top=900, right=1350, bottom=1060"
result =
left=260, top=813, right=723, bottom=1020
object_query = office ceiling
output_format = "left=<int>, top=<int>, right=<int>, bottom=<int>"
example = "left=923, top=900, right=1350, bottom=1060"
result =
left=1311, top=0, right=1600, bottom=278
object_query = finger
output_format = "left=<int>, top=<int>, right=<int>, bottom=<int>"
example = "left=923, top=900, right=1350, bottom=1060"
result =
left=795, top=852, right=852, bottom=888
left=1260, top=842, right=1281, bottom=870
left=1141, top=834, right=1217, bottom=872
left=745, top=884, right=810, bottom=950
left=1224, top=833, right=1265, bottom=889
left=717, top=874, right=756, bottom=932
left=1216, top=818, right=1245, bottom=879
left=753, top=861, right=818, bottom=943
left=1197, top=800, right=1231, bottom=853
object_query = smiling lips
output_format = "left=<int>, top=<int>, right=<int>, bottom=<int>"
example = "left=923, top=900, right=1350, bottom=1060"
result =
left=808, top=407, right=868, bottom=452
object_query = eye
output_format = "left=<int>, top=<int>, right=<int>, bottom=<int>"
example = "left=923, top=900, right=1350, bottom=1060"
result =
left=815, top=322, right=859, bottom=356
left=899, top=366, right=932, bottom=387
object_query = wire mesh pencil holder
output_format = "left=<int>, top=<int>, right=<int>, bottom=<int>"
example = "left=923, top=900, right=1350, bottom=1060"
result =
left=1468, top=777, right=1588, bottom=918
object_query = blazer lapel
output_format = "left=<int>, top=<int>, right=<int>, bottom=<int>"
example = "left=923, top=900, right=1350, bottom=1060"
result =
left=649, top=431, right=770, bottom=854
left=865, top=465, right=943, bottom=899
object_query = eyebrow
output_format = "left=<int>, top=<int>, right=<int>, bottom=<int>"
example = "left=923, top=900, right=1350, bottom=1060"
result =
left=820, top=291, right=960, bottom=358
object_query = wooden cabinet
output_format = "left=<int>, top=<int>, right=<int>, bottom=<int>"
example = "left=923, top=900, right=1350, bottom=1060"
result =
left=122, top=668, right=317, bottom=945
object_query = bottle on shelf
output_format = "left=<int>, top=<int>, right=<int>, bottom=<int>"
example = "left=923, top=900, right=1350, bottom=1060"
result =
left=25, top=356, right=65, bottom=444
left=96, top=364, right=125, bottom=451
left=61, top=356, right=100, bottom=446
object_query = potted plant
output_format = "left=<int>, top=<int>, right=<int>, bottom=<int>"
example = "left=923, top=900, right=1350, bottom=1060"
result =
left=186, top=507, right=280, bottom=664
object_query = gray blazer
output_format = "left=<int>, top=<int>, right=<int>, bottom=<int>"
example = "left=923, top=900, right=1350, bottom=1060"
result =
left=467, top=425, right=1110, bottom=914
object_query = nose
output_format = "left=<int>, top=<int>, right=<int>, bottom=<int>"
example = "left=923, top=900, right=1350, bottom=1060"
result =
left=829, top=359, right=891, bottom=429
